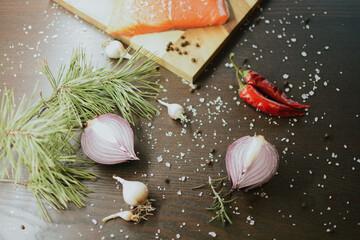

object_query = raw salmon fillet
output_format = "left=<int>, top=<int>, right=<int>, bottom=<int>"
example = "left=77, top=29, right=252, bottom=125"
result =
left=107, top=0, right=229, bottom=36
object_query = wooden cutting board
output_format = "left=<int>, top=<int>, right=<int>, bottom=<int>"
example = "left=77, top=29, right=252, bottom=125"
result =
left=53, top=0, right=259, bottom=82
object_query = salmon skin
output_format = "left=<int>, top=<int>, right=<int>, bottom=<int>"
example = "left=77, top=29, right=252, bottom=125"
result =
left=107, top=0, right=230, bottom=36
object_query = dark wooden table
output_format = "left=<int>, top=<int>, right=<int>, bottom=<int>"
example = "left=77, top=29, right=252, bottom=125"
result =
left=1, top=0, right=359, bottom=239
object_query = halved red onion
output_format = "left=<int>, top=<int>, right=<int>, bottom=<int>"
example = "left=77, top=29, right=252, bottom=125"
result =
left=81, top=113, right=139, bottom=164
left=225, top=135, right=279, bottom=191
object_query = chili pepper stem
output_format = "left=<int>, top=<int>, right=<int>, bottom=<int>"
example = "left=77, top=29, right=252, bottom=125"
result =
left=229, top=53, right=250, bottom=91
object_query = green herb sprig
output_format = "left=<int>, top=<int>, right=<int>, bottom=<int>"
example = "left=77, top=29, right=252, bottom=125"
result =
left=0, top=45, right=161, bottom=221
left=192, top=176, right=237, bottom=226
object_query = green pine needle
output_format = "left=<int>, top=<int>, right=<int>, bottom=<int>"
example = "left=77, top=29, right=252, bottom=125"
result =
left=0, top=45, right=161, bottom=221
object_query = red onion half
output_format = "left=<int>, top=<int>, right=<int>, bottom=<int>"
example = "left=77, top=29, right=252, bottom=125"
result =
left=81, top=113, right=139, bottom=164
left=225, top=135, right=279, bottom=191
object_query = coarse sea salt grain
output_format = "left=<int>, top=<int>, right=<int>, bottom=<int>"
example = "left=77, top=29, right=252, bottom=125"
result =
left=157, top=155, right=163, bottom=162
left=208, top=232, right=217, bottom=237
left=91, top=219, right=97, bottom=225
left=283, top=74, right=289, bottom=79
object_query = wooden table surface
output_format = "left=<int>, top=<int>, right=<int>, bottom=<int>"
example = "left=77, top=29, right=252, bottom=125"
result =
left=1, top=0, right=359, bottom=239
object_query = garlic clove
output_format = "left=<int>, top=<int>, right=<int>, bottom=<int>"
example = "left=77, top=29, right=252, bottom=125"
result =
left=102, top=210, right=134, bottom=222
left=118, top=211, right=134, bottom=221
left=105, top=40, right=132, bottom=59
left=167, top=103, right=185, bottom=120
left=157, top=99, right=188, bottom=123
left=113, top=176, right=149, bottom=206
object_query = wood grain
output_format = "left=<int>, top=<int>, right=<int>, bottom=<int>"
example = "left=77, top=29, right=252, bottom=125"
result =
left=1, top=0, right=360, bottom=240
left=52, top=0, right=260, bottom=82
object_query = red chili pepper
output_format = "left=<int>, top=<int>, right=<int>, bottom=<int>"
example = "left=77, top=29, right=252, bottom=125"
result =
left=230, top=53, right=305, bottom=117
left=242, top=71, right=310, bottom=109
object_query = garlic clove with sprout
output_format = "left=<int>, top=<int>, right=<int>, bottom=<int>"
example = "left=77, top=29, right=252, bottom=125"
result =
left=113, top=175, right=149, bottom=206
left=105, top=40, right=132, bottom=59
left=102, top=210, right=135, bottom=223
left=225, top=135, right=279, bottom=191
left=81, top=113, right=139, bottom=165
left=157, top=99, right=188, bottom=123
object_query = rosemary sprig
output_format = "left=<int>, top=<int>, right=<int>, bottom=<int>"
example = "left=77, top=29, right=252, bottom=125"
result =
left=0, top=45, right=161, bottom=221
left=192, top=176, right=237, bottom=226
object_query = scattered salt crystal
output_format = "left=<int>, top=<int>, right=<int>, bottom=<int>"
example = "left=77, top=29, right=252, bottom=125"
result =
left=301, top=51, right=307, bottom=57
left=177, top=191, right=182, bottom=195
left=199, top=98, right=205, bottom=103
left=110, top=234, right=115, bottom=238
left=176, top=234, right=181, bottom=239
left=283, top=74, right=289, bottom=79
left=91, top=219, right=97, bottom=225
left=165, top=162, right=171, bottom=167
left=157, top=155, right=163, bottom=162
left=208, top=232, right=217, bottom=237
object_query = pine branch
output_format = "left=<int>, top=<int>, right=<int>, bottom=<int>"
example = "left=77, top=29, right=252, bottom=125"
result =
left=40, top=47, right=115, bottom=127
left=0, top=45, right=162, bottom=221
left=101, top=47, right=162, bottom=125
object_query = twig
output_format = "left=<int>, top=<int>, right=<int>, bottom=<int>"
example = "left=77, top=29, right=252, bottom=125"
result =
left=0, top=178, right=28, bottom=186
left=192, top=176, right=237, bottom=226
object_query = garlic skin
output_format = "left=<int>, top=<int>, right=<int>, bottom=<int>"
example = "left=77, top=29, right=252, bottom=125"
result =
left=157, top=99, right=188, bottom=123
left=225, top=135, right=279, bottom=191
left=105, top=40, right=131, bottom=59
left=113, top=176, right=149, bottom=206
